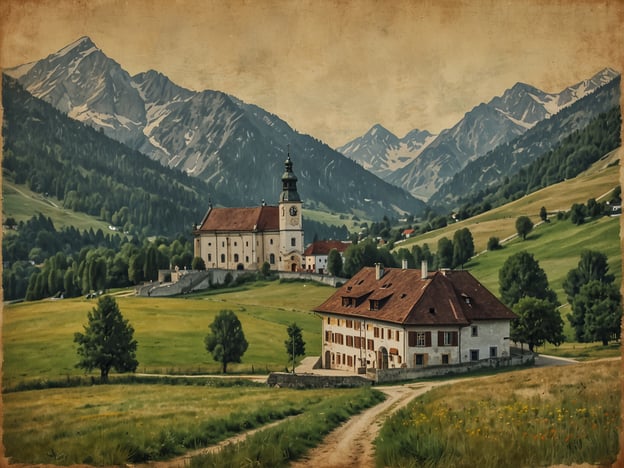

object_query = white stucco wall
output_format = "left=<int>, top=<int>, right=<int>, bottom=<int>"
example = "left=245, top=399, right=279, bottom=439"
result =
left=321, top=314, right=512, bottom=372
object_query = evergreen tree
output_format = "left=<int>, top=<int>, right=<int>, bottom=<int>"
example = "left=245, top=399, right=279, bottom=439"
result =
left=570, top=203, right=586, bottom=225
left=437, top=237, right=453, bottom=269
left=452, top=228, right=474, bottom=268
left=74, top=296, right=138, bottom=382
left=327, top=249, right=343, bottom=276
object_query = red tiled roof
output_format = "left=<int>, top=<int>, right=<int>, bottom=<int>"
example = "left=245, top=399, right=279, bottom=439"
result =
left=303, top=240, right=351, bottom=256
left=314, top=267, right=516, bottom=326
left=197, top=206, right=279, bottom=232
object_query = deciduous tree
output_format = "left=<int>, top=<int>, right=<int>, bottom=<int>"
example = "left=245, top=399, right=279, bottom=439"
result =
left=205, top=310, right=248, bottom=373
left=285, top=322, right=306, bottom=372
left=515, top=216, right=533, bottom=240
left=562, top=250, right=614, bottom=304
left=568, top=280, right=621, bottom=344
left=74, top=296, right=138, bottom=382
left=499, top=251, right=558, bottom=307
left=192, top=256, right=206, bottom=271
left=511, top=297, right=565, bottom=352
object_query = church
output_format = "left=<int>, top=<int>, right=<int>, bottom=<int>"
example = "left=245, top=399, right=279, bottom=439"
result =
left=193, top=155, right=304, bottom=272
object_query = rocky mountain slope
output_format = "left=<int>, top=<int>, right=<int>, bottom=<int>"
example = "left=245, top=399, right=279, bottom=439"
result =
left=6, top=37, right=425, bottom=219
left=372, top=68, right=618, bottom=201
left=336, top=124, right=436, bottom=182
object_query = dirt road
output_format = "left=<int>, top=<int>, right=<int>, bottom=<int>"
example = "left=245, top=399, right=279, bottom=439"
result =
left=290, top=380, right=454, bottom=468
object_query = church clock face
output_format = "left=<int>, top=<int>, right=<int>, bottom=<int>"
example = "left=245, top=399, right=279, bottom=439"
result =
left=289, top=206, right=298, bottom=216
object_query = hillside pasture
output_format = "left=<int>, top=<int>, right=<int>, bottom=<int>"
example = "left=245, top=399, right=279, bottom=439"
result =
left=2, top=180, right=116, bottom=233
left=465, top=215, right=620, bottom=309
left=397, top=149, right=619, bottom=254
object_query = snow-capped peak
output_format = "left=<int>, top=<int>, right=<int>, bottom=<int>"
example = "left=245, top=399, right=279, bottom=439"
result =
left=55, top=36, right=98, bottom=58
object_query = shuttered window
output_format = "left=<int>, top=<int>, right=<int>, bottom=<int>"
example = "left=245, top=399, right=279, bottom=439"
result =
left=438, top=331, right=458, bottom=346
left=408, top=331, right=431, bottom=347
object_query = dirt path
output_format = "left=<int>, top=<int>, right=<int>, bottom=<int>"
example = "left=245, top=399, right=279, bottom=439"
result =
left=290, top=380, right=455, bottom=468
left=130, top=380, right=451, bottom=468
left=132, top=416, right=293, bottom=468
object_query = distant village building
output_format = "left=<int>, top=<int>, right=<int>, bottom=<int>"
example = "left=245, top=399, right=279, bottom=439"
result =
left=193, top=155, right=304, bottom=272
left=303, top=240, right=350, bottom=274
left=314, top=262, right=517, bottom=372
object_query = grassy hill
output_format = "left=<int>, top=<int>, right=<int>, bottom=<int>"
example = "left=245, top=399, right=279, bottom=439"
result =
left=2, top=281, right=335, bottom=385
left=396, top=146, right=620, bottom=253
left=2, top=180, right=117, bottom=233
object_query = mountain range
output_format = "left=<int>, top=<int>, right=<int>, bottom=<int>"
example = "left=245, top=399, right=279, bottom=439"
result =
left=5, top=36, right=620, bottom=216
left=5, top=36, right=425, bottom=219
left=336, top=124, right=436, bottom=181
left=340, top=68, right=620, bottom=201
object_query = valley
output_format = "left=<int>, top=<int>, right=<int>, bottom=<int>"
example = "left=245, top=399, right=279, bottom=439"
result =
left=2, top=32, right=622, bottom=468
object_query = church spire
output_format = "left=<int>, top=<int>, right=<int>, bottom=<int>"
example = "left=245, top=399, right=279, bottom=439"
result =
left=280, top=148, right=300, bottom=202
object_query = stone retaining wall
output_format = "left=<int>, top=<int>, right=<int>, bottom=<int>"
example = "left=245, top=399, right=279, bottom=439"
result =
left=278, top=272, right=346, bottom=287
left=266, top=372, right=371, bottom=389
left=371, top=353, right=535, bottom=383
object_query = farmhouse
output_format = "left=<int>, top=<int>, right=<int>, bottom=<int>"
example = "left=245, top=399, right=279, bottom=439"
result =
left=314, top=262, right=517, bottom=372
left=193, top=155, right=304, bottom=272
left=303, top=240, right=350, bottom=274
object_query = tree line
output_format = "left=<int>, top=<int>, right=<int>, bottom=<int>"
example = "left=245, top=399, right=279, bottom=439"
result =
left=325, top=227, right=475, bottom=278
left=3, top=213, right=195, bottom=301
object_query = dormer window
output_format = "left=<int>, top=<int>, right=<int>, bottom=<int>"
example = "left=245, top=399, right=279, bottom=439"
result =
left=369, top=300, right=380, bottom=311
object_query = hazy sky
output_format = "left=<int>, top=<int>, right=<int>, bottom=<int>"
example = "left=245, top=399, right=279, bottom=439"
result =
left=1, top=0, right=622, bottom=147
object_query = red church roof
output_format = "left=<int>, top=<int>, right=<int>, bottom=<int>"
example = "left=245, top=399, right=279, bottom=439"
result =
left=314, top=266, right=516, bottom=326
left=197, top=206, right=279, bottom=232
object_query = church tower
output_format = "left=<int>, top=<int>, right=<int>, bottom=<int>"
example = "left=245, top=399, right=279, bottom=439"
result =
left=278, top=153, right=304, bottom=272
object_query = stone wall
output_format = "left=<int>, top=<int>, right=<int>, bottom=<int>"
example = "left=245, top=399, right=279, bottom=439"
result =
left=371, top=353, right=535, bottom=383
left=266, top=372, right=371, bottom=389
left=278, top=271, right=346, bottom=287
left=138, top=269, right=344, bottom=297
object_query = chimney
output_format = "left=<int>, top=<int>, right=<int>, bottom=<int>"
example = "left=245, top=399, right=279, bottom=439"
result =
left=375, top=263, right=384, bottom=280
left=402, top=258, right=408, bottom=270
left=421, top=260, right=428, bottom=279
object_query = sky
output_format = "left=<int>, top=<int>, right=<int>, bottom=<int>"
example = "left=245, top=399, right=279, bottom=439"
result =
left=1, top=0, right=622, bottom=148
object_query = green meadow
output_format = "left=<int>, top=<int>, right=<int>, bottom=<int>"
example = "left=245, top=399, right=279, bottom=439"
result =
left=3, top=281, right=335, bottom=385
left=4, top=382, right=384, bottom=465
